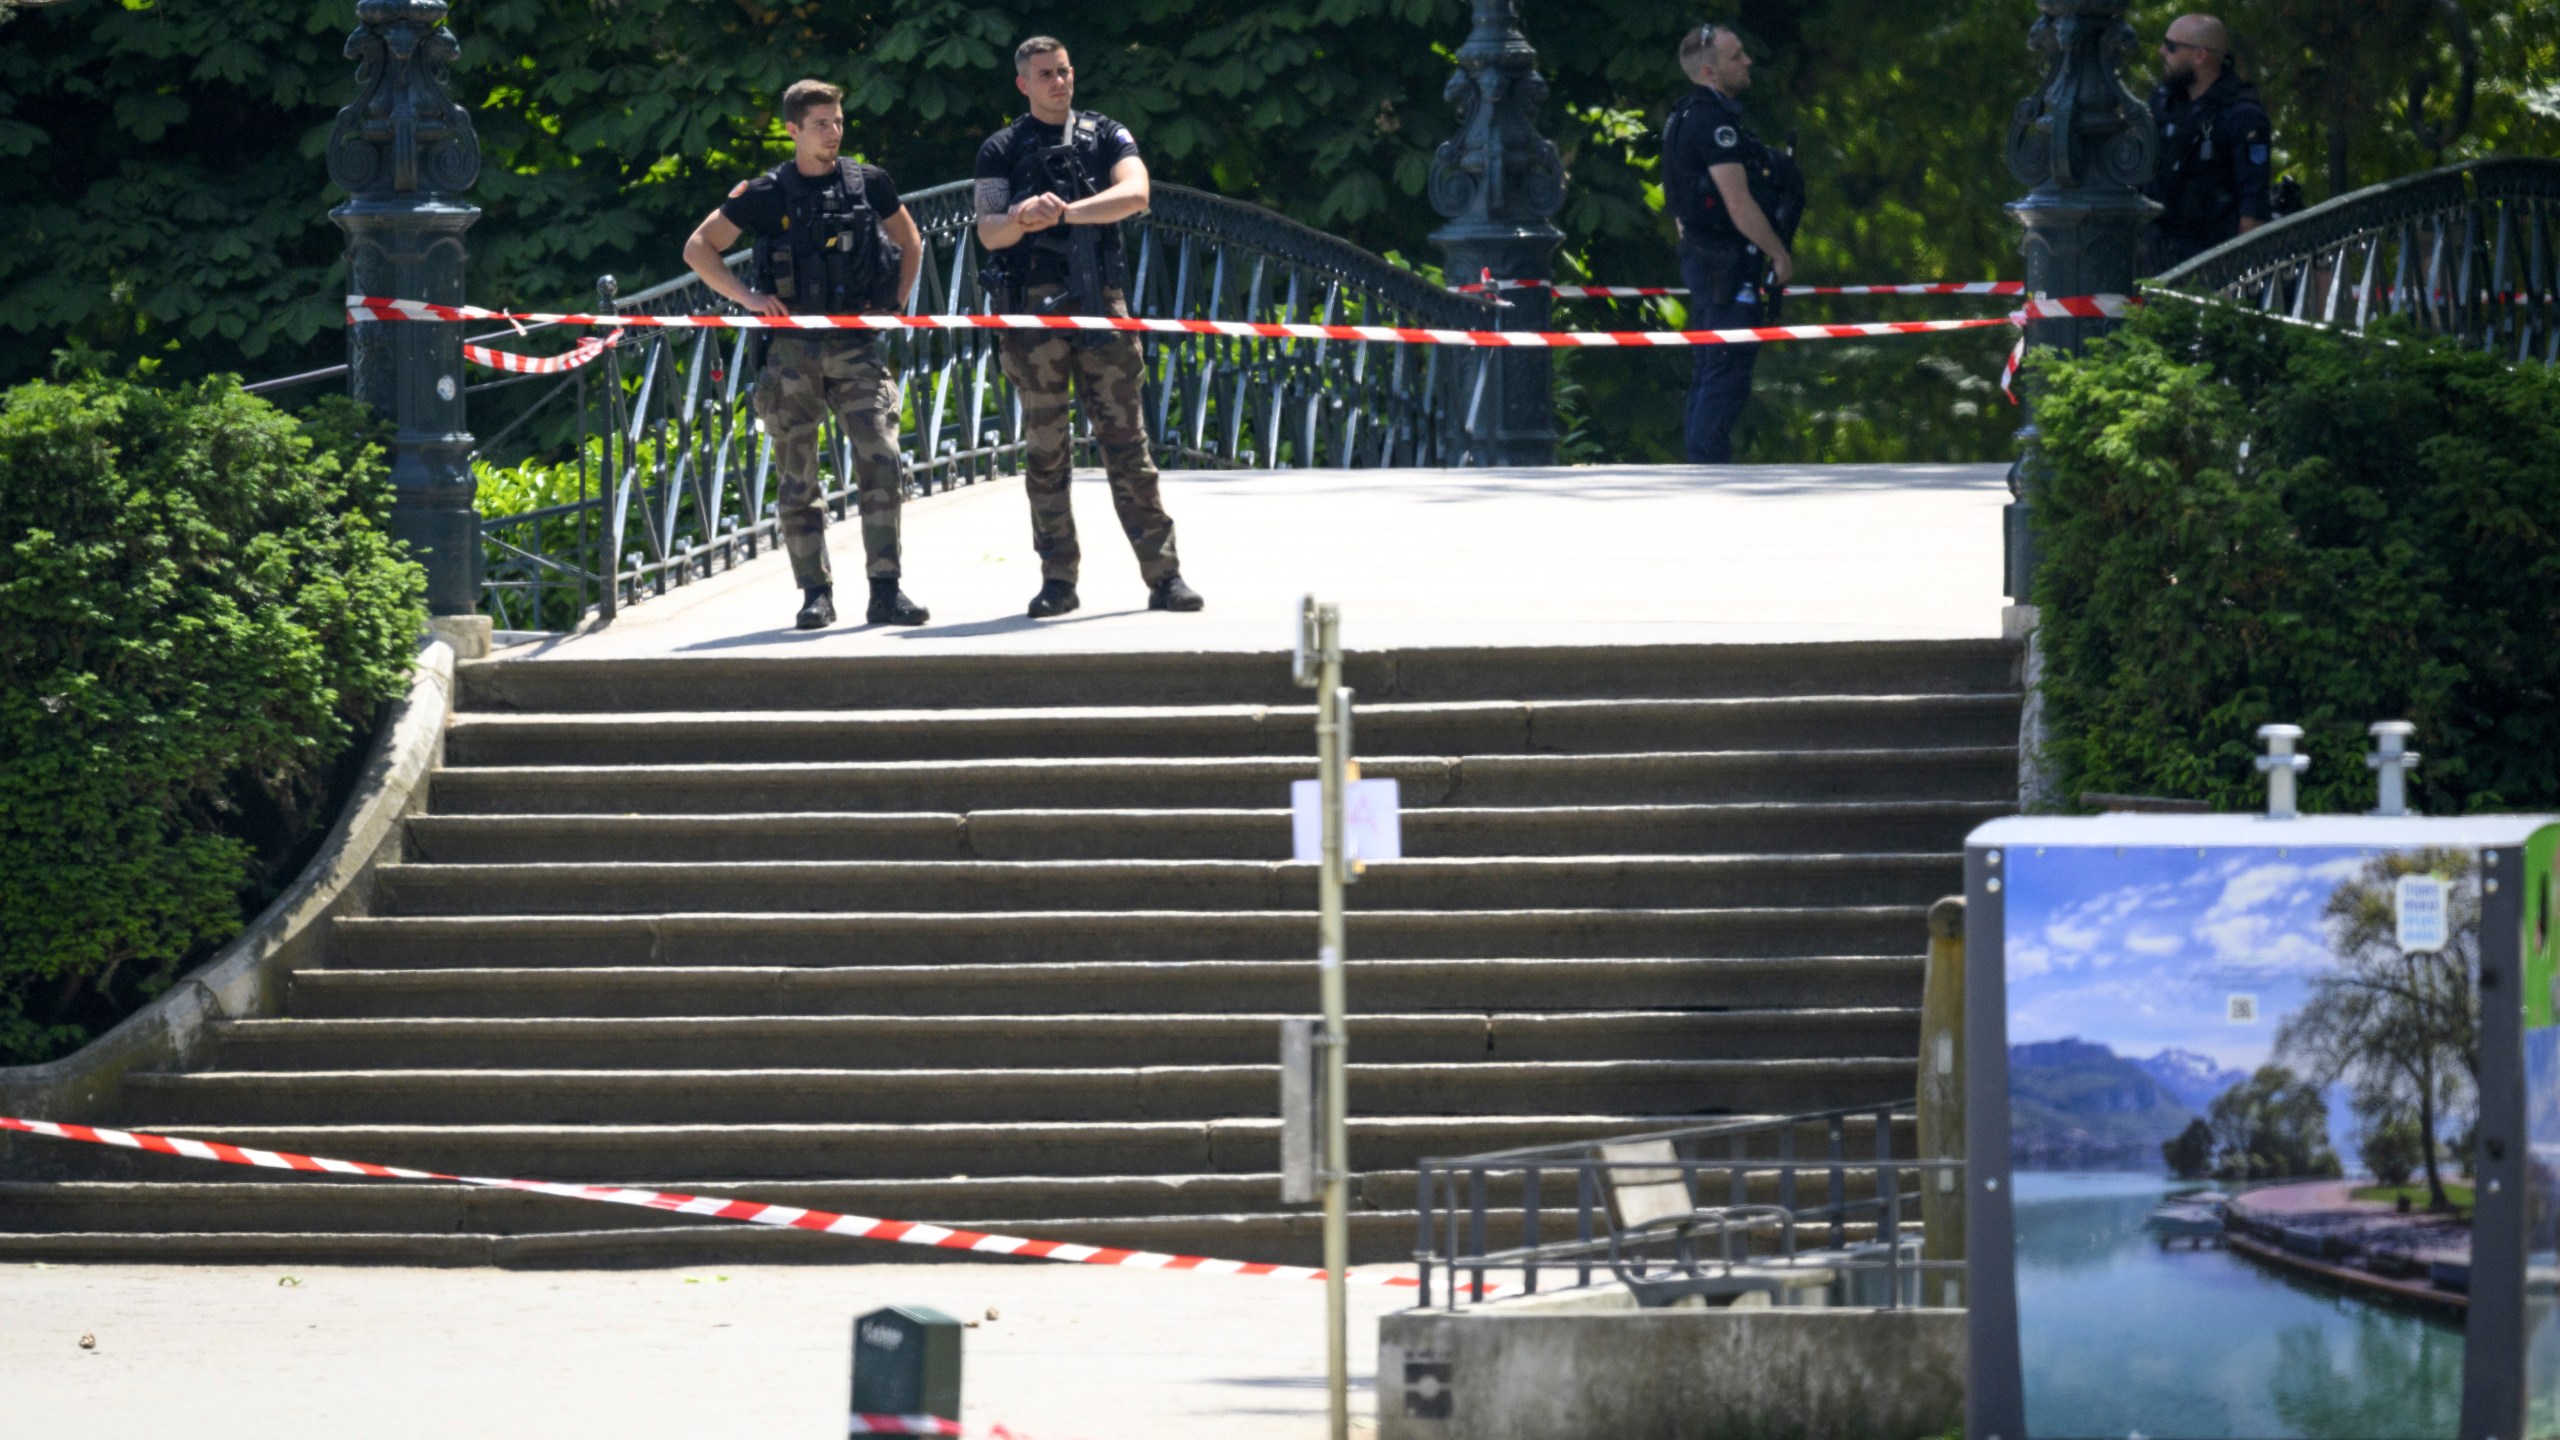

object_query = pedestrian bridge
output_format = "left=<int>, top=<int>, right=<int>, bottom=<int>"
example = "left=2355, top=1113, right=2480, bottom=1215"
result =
left=506, top=461, right=2009, bottom=661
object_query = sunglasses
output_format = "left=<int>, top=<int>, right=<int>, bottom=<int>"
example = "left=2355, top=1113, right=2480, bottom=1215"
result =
left=2159, top=39, right=2219, bottom=55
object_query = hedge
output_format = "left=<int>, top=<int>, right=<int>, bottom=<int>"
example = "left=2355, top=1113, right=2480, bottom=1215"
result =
left=2028, top=301, right=2560, bottom=814
left=0, top=374, right=425, bottom=1064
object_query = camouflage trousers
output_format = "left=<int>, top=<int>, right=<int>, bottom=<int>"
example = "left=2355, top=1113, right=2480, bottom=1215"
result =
left=998, top=285, right=1180, bottom=586
left=753, top=336, right=904, bottom=588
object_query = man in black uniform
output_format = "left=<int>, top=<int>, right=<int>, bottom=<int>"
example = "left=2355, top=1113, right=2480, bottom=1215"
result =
left=1662, top=23, right=1797, bottom=466
left=976, top=35, right=1203, bottom=620
left=2144, top=14, right=2275, bottom=275
left=682, top=79, right=927, bottom=631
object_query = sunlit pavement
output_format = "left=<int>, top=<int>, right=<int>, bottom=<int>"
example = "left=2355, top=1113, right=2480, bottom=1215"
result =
left=512, top=464, right=2011, bottom=661
left=2, top=1260, right=1408, bottom=1439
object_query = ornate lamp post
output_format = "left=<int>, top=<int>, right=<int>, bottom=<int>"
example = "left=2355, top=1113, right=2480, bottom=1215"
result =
left=2004, top=0, right=2156, bottom=608
left=1427, top=0, right=1566, bottom=467
left=330, top=0, right=483, bottom=618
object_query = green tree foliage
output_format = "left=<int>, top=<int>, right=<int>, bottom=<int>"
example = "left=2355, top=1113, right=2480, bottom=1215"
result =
left=2357, top=1107, right=2424, bottom=1189
left=1, top=0, right=2551, bottom=458
left=2206, top=1064, right=2340, bottom=1180
left=2162, top=1116, right=2216, bottom=1179
left=2029, top=302, right=2560, bottom=814
left=0, top=374, right=424, bottom=1063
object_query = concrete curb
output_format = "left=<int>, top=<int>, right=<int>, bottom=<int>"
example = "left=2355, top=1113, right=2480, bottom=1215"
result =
left=0, top=639, right=456, bottom=1150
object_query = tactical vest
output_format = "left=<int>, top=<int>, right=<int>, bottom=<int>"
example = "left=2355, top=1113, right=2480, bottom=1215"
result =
left=1663, top=91, right=1804, bottom=253
left=994, top=110, right=1125, bottom=288
left=751, top=160, right=904, bottom=316
left=2151, top=79, right=2265, bottom=241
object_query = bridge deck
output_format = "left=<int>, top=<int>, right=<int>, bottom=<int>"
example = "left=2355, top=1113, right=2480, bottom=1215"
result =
left=517, top=463, right=2008, bottom=659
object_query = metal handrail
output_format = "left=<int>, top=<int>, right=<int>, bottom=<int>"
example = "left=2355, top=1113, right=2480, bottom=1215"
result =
left=2155, top=158, right=2560, bottom=363
left=1412, top=1101, right=1962, bottom=1311
left=470, top=179, right=1499, bottom=629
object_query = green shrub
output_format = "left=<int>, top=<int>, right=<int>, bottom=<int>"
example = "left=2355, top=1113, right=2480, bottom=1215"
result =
left=0, top=376, right=425, bottom=1064
left=2028, top=301, right=2560, bottom=813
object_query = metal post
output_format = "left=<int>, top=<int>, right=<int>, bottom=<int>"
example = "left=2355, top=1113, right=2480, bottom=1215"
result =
left=1427, top=0, right=1566, bottom=466
left=2002, top=0, right=2158, bottom=604
left=1295, top=595, right=1353, bottom=1440
left=328, top=0, right=484, bottom=616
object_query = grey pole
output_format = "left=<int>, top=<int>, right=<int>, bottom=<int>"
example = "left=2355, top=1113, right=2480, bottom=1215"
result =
left=2002, top=0, right=2157, bottom=604
left=1427, top=0, right=1566, bottom=467
left=329, top=0, right=484, bottom=617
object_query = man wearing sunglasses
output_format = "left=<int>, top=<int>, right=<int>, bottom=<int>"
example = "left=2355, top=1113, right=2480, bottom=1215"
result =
left=2143, top=14, right=2274, bottom=275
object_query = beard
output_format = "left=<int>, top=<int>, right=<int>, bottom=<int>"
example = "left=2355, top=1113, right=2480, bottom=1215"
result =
left=2163, top=57, right=2196, bottom=90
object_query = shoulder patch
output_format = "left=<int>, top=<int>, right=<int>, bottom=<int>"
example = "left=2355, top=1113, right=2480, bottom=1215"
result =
left=1714, top=125, right=1739, bottom=149
left=2249, top=144, right=2269, bottom=166
left=728, top=180, right=750, bottom=198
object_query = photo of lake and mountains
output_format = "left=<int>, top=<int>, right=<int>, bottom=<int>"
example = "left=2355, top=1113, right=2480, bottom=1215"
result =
left=2005, top=844, right=2480, bottom=1440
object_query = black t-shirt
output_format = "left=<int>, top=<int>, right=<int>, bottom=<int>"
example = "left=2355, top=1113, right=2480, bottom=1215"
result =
left=720, top=161, right=902, bottom=235
left=972, top=112, right=1139, bottom=214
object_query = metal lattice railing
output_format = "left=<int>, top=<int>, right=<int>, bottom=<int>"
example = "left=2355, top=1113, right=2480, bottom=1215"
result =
left=2155, top=157, right=2560, bottom=362
left=473, top=180, right=1499, bottom=630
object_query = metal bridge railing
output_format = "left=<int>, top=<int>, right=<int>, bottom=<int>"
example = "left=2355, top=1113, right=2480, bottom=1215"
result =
left=472, top=180, right=1498, bottom=630
left=2155, top=158, right=2560, bottom=364
left=1413, top=1102, right=1961, bottom=1312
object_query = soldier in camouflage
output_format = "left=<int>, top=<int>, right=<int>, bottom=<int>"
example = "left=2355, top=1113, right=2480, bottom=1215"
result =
left=976, top=36, right=1203, bottom=618
left=682, top=79, right=929, bottom=629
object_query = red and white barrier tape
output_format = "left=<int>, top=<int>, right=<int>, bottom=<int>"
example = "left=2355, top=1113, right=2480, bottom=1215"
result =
left=0, top=1114, right=1444, bottom=1292
left=851, top=1416, right=1054, bottom=1439
left=1996, top=293, right=2139, bottom=402
left=353, top=293, right=2122, bottom=352
left=461, top=333, right=618, bottom=375
left=1453, top=277, right=2028, bottom=299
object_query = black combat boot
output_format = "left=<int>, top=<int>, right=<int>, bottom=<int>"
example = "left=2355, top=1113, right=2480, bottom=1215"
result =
left=1149, top=574, right=1205, bottom=612
left=866, top=577, right=929, bottom=626
left=795, top=584, right=836, bottom=631
left=1027, top=579, right=1081, bottom=619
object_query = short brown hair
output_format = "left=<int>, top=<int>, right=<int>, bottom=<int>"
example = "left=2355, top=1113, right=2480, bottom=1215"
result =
left=1014, top=35, right=1066, bottom=72
left=781, top=79, right=843, bottom=127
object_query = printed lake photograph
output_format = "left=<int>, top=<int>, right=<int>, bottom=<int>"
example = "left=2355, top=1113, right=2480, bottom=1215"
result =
left=2005, top=844, right=2481, bottom=1440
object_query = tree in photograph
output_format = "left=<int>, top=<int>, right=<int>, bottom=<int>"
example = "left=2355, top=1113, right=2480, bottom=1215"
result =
left=2356, top=1100, right=2425, bottom=1189
left=2163, top=1118, right=2217, bottom=1180
left=2276, top=849, right=2480, bottom=1211
left=2207, top=1065, right=2341, bottom=1180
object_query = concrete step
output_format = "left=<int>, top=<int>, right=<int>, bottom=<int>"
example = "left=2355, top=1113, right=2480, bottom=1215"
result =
left=425, top=747, right=2017, bottom=815
left=0, top=1209, right=1441, bottom=1268
left=442, top=695, right=2022, bottom=767
left=330, top=906, right=1931, bottom=968
left=0, top=1172, right=1414, bottom=1233
left=403, top=801, right=2013, bottom=864
left=120, top=1058, right=1914, bottom=1125
left=198, top=1009, right=1920, bottom=1071
left=288, top=956, right=1925, bottom=1019
left=371, top=855, right=1962, bottom=917
left=22, top=1114, right=1695, bottom=1182
left=457, top=641, right=2023, bottom=714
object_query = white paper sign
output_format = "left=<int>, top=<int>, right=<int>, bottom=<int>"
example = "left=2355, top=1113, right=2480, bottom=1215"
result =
left=1291, top=779, right=1403, bottom=863
left=2395, top=873, right=2450, bottom=953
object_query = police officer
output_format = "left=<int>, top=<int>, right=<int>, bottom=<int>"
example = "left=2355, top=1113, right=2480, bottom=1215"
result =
left=975, top=35, right=1203, bottom=619
left=682, top=79, right=929, bottom=631
left=1662, top=23, right=1798, bottom=466
left=2144, top=14, right=2274, bottom=275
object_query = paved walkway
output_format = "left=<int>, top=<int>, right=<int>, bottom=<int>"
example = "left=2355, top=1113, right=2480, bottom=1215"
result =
left=512, top=464, right=2010, bottom=660
left=3, top=1260, right=1407, bottom=1439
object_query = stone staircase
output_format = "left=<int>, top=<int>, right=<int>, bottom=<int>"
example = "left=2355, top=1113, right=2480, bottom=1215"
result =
left=0, top=640, right=2016, bottom=1266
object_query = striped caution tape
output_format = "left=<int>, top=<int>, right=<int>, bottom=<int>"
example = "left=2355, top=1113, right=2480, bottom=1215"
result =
left=1452, top=277, right=2029, bottom=299
left=352, top=293, right=2122, bottom=351
left=851, top=1415, right=1051, bottom=1439
left=461, top=332, right=618, bottom=375
left=0, top=1114, right=1450, bottom=1293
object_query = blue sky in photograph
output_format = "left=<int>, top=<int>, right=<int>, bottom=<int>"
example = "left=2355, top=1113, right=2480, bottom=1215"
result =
left=2005, top=845, right=2373, bottom=1076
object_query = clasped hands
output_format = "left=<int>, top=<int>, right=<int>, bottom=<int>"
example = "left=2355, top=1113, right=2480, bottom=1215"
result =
left=1008, top=192, right=1074, bottom=232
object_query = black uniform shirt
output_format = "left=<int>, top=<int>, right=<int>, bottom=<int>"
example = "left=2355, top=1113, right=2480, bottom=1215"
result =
left=973, top=113, right=1139, bottom=213
left=2146, top=73, right=2273, bottom=245
left=1663, top=85, right=1753, bottom=250
left=720, top=161, right=903, bottom=236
